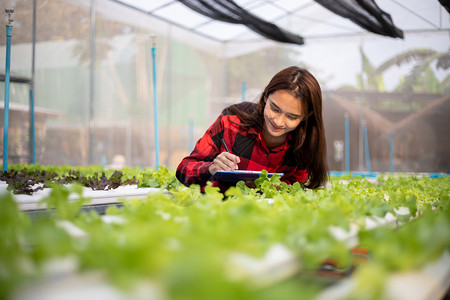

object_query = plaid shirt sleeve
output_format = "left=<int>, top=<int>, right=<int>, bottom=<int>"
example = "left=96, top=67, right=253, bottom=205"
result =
left=176, top=114, right=225, bottom=187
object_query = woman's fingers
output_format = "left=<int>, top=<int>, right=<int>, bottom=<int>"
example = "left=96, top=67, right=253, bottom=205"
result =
left=221, top=152, right=240, bottom=170
left=210, top=152, right=240, bottom=174
left=215, top=155, right=236, bottom=171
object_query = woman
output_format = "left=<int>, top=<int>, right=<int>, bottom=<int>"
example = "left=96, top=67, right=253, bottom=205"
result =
left=176, top=66, right=328, bottom=191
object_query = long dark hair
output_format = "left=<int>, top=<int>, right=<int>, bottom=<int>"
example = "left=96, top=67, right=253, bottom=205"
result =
left=224, top=66, right=328, bottom=188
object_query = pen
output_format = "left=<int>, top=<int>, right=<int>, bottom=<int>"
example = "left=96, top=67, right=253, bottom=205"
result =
left=221, top=139, right=230, bottom=152
left=221, top=138, right=239, bottom=171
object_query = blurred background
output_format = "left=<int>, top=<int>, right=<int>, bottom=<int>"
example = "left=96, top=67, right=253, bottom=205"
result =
left=0, top=0, right=449, bottom=173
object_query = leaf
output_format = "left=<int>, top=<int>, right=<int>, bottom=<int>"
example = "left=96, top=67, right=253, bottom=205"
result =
left=138, top=167, right=179, bottom=189
left=39, top=183, right=89, bottom=220
left=170, top=185, right=201, bottom=207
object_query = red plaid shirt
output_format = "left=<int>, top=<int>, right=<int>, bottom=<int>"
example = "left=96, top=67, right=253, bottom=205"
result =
left=176, top=102, right=308, bottom=189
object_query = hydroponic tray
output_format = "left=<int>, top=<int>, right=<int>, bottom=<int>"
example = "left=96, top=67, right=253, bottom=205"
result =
left=0, top=181, right=165, bottom=212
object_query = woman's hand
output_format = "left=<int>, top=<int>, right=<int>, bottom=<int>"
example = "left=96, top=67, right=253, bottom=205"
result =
left=209, top=152, right=241, bottom=175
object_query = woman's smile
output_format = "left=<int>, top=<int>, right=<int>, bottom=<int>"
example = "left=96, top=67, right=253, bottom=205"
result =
left=269, top=120, right=284, bottom=131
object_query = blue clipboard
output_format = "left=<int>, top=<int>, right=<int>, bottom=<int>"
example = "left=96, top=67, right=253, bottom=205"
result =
left=209, top=170, right=284, bottom=183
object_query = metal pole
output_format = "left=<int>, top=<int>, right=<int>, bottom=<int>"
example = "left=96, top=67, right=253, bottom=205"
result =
left=151, top=35, right=160, bottom=169
left=30, top=0, right=37, bottom=165
left=3, top=8, right=14, bottom=172
left=362, top=120, right=371, bottom=172
left=358, top=44, right=365, bottom=171
left=88, top=0, right=96, bottom=165
left=241, top=82, right=246, bottom=102
left=344, top=113, right=350, bottom=172
left=165, top=27, right=173, bottom=167
left=358, top=102, right=364, bottom=171
left=29, top=89, right=36, bottom=165
left=188, top=119, right=194, bottom=153
left=221, top=44, right=227, bottom=105
left=390, top=129, right=394, bottom=173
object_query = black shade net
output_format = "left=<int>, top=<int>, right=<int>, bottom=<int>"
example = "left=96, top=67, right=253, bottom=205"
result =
left=177, top=0, right=305, bottom=45
left=314, top=0, right=403, bottom=38
left=438, top=0, right=450, bottom=14
left=177, top=0, right=405, bottom=45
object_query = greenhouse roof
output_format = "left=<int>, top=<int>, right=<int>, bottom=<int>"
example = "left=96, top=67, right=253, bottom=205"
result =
left=113, top=0, right=449, bottom=44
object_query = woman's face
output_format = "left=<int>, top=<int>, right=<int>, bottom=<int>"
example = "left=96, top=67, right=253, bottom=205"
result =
left=263, top=90, right=304, bottom=140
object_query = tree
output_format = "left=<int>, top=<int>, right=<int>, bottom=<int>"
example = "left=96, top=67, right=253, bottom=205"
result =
left=358, top=46, right=385, bottom=91
left=1, top=1, right=128, bottom=46
left=372, top=48, right=450, bottom=93
left=396, top=51, right=450, bottom=93
left=355, top=47, right=449, bottom=94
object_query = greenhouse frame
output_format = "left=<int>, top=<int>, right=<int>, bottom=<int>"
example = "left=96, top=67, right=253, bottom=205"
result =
left=1, top=1, right=449, bottom=300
